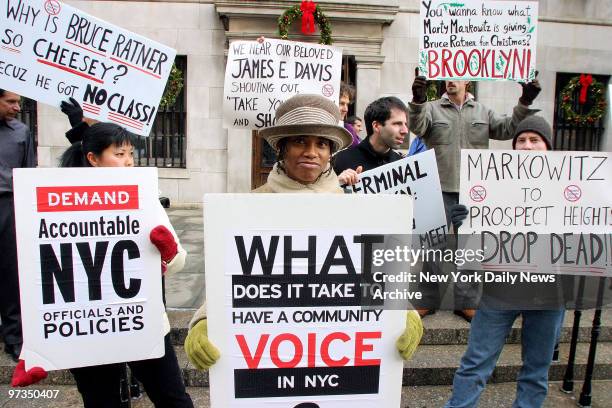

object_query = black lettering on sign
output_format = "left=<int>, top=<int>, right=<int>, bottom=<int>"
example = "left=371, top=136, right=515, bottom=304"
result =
left=76, top=241, right=109, bottom=301
left=40, top=243, right=75, bottom=304
left=111, top=240, right=141, bottom=298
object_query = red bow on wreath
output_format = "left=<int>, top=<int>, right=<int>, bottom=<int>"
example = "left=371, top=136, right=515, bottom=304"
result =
left=300, top=0, right=317, bottom=35
left=579, top=74, right=593, bottom=105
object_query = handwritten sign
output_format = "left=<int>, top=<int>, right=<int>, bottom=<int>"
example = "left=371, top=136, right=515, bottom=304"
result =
left=223, top=39, right=342, bottom=129
left=418, top=0, right=538, bottom=82
left=204, top=194, right=409, bottom=407
left=458, top=149, right=612, bottom=276
left=349, top=150, right=447, bottom=245
left=13, top=168, right=166, bottom=370
left=0, top=0, right=176, bottom=136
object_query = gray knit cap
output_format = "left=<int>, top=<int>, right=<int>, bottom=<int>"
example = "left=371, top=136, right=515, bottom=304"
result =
left=512, top=115, right=553, bottom=150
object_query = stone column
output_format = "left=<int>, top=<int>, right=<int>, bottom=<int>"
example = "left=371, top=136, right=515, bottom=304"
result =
left=226, top=128, right=252, bottom=192
left=354, top=55, right=385, bottom=120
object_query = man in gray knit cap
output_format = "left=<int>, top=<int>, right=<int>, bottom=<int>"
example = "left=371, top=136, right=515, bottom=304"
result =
left=445, top=115, right=564, bottom=408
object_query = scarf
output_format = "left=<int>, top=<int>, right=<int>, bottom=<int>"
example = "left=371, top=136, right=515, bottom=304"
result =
left=259, top=164, right=343, bottom=194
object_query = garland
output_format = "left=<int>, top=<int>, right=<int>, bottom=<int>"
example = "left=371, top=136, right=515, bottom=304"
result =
left=160, top=63, right=184, bottom=109
left=278, top=2, right=333, bottom=45
left=560, top=75, right=606, bottom=125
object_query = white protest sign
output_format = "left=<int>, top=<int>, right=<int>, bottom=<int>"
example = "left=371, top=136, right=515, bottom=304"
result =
left=13, top=168, right=166, bottom=370
left=458, top=149, right=612, bottom=275
left=349, top=150, right=447, bottom=243
left=0, top=0, right=176, bottom=136
left=223, top=39, right=342, bottom=129
left=418, top=0, right=538, bottom=81
left=205, top=194, right=410, bottom=407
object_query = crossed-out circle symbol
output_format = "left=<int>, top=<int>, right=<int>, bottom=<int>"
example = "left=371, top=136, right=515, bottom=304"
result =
left=321, top=83, right=334, bottom=97
left=469, top=185, right=487, bottom=202
left=45, top=0, right=61, bottom=15
left=564, top=185, right=582, bottom=202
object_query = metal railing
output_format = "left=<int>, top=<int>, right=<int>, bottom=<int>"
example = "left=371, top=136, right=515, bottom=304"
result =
left=135, top=56, right=187, bottom=168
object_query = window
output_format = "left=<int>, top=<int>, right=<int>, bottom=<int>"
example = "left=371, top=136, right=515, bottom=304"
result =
left=135, top=55, right=187, bottom=168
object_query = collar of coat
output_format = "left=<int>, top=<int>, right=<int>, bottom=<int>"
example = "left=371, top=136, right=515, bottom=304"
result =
left=357, top=136, right=402, bottom=161
left=262, top=163, right=343, bottom=193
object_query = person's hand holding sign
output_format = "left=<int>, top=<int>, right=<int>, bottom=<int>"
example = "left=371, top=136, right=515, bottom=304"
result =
left=519, top=70, right=541, bottom=106
left=338, top=165, right=363, bottom=186
left=411, top=68, right=428, bottom=104
left=150, top=225, right=179, bottom=275
left=396, top=310, right=424, bottom=361
left=185, top=319, right=220, bottom=369
left=60, top=97, right=84, bottom=127
left=11, top=360, right=48, bottom=387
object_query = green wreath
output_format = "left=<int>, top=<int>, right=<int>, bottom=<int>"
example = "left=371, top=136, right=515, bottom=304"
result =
left=560, top=76, right=606, bottom=125
left=278, top=4, right=333, bottom=45
left=159, top=63, right=184, bottom=109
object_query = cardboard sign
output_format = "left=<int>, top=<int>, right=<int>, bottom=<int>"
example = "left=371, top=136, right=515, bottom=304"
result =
left=418, top=0, right=538, bottom=81
left=13, top=168, right=166, bottom=370
left=204, top=194, right=410, bottom=407
left=0, top=0, right=176, bottom=135
left=348, top=150, right=447, bottom=244
left=223, top=39, right=342, bottom=129
left=458, top=149, right=612, bottom=275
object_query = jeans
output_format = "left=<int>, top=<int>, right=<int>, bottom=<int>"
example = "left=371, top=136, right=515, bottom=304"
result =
left=445, top=309, right=565, bottom=408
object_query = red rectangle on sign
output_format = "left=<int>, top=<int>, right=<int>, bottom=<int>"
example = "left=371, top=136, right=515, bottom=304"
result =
left=36, top=185, right=139, bottom=212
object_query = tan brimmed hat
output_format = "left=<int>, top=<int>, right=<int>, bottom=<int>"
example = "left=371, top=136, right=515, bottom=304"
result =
left=258, top=94, right=353, bottom=151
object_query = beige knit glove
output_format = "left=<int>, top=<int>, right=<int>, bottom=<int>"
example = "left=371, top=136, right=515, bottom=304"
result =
left=396, top=310, right=424, bottom=361
left=184, top=319, right=220, bottom=369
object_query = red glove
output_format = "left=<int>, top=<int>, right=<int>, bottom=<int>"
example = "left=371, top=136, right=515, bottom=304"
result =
left=150, top=225, right=178, bottom=264
left=11, top=360, right=48, bottom=387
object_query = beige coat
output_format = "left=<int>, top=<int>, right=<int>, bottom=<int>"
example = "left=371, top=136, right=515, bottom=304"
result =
left=409, top=97, right=538, bottom=192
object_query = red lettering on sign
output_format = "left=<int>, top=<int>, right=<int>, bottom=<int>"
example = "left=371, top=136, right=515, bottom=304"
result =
left=270, top=333, right=303, bottom=368
left=235, top=331, right=382, bottom=369
left=36, top=185, right=139, bottom=212
left=236, top=334, right=269, bottom=369
left=321, top=332, right=351, bottom=367
left=355, top=332, right=382, bottom=366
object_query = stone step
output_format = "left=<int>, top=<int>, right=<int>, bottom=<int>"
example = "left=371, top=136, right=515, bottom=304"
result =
left=2, top=340, right=611, bottom=387
left=2, top=381, right=611, bottom=408
left=166, top=309, right=612, bottom=346
left=403, top=341, right=612, bottom=386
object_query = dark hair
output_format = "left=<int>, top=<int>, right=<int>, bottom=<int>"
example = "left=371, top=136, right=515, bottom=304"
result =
left=364, top=96, right=408, bottom=136
left=0, top=88, right=5, bottom=97
left=346, top=116, right=362, bottom=125
left=339, top=83, right=355, bottom=101
left=275, top=136, right=337, bottom=179
left=60, top=122, right=135, bottom=168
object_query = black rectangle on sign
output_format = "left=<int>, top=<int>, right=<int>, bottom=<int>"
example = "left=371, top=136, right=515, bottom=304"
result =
left=232, top=274, right=383, bottom=308
left=234, top=365, right=380, bottom=398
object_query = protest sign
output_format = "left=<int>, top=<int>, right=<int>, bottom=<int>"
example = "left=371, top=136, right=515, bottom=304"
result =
left=348, top=150, right=447, bottom=245
left=13, top=167, right=166, bottom=370
left=418, top=0, right=538, bottom=81
left=204, top=194, right=410, bottom=407
left=223, top=39, right=342, bottom=129
left=0, top=0, right=176, bottom=136
left=458, top=149, right=612, bottom=276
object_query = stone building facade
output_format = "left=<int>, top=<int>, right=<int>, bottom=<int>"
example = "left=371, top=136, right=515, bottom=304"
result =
left=34, top=0, right=612, bottom=205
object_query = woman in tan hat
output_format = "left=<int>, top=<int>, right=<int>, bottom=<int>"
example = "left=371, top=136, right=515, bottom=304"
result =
left=184, top=94, right=423, bottom=376
left=254, top=93, right=352, bottom=192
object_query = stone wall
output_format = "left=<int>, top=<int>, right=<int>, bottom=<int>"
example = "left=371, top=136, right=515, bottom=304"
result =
left=33, top=0, right=612, bottom=204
